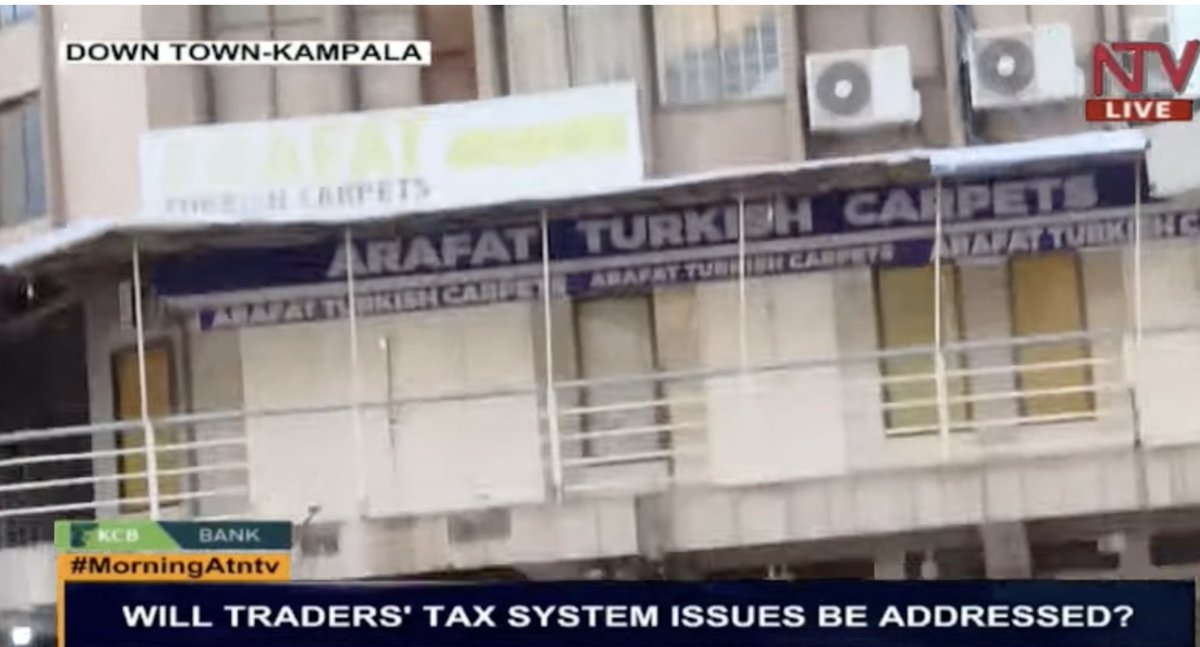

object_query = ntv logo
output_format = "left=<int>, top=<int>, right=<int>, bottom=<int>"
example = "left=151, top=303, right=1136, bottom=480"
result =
left=1087, top=39, right=1200, bottom=122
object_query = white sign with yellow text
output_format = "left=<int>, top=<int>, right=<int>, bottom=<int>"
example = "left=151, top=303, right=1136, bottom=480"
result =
left=139, top=83, right=643, bottom=221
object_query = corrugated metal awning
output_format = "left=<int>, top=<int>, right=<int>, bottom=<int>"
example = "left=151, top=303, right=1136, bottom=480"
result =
left=0, top=129, right=1148, bottom=277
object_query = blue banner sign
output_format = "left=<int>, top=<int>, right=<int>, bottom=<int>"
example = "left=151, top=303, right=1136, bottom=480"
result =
left=152, top=162, right=1168, bottom=331
left=63, top=580, right=1193, bottom=647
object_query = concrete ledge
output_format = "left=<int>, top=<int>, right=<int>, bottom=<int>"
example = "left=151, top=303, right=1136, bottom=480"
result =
left=291, top=495, right=642, bottom=580
left=661, top=444, right=1184, bottom=554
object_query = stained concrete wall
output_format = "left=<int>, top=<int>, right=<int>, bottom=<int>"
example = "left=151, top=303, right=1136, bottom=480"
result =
left=237, top=303, right=545, bottom=523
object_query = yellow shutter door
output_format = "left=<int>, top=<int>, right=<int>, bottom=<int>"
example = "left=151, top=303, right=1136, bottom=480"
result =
left=1010, top=252, right=1094, bottom=419
left=114, top=346, right=182, bottom=511
left=877, top=265, right=969, bottom=433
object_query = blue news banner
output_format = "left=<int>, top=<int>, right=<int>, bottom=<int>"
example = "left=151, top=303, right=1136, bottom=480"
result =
left=63, top=580, right=1194, bottom=647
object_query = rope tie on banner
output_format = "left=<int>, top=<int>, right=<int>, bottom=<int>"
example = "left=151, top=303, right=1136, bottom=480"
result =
left=932, top=178, right=952, bottom=462
left=737, top=193, right=749, bottom=378
left=344, top=228, right=368, bottom=517
left=540, top=210, right=564, bottom=502
left=131, top=238, right=161, bottom=520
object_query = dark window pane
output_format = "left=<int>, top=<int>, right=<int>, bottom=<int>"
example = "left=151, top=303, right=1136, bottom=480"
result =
left=0, top=5, right=35, bottom=26
left=22, top=99, right=45, bottom=218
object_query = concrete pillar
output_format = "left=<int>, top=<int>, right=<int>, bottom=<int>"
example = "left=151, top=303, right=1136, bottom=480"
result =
left=471, top=7, right=504, bottom=98
left=634, top=494, right=670, bottom=563
left=140, top=6, right=207, bottom=128
left=921, top=551, right=940, bottom=579
left=1116, top=530, right=1154, bottom=578
left=981, top=521, right=1032, bottom=577
left=873, top=546, right=907, bottom=580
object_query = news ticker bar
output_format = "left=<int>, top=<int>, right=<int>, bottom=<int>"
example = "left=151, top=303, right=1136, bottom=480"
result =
left=60, top=580, right=1195, bottom=647
left=54, top=520, right=292, bottom=552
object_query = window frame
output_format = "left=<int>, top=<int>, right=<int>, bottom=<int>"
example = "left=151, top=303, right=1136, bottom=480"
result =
left=0, top=94, right=47, bottom=228
left=873, top=262, right=973, bottom=436
left=650, top=5, right=785, bottom=109
left=1006, top=251, right=1097, bottom=423
left=0, top=5, right=34, bottom=28
left=110, top=339, right=188, bottom=513
left=562, top=6, right=648, bottom=88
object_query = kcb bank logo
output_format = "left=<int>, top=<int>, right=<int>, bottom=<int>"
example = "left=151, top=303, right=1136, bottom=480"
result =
left=68, top=522, right=99, bottom=548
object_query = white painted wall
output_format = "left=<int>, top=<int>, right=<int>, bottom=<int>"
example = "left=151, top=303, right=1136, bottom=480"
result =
left=0, top=543, right=55, bottom=609
left=238, top=303, right=545, bottom=522
left=186, top=327, right=249, bottom=518
left=357, top=304, right=545, bottom=517
left=1133, top=240, right=1200, bottom=444
left=697, top=274, right=848, bottom=485
left=240, top=318, right=361, bottom=521
left=53, top=5, right=150, bottom=220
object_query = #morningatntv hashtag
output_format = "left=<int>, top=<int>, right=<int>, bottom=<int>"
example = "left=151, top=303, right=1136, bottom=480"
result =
left=57, top=553, right=290, bottom=581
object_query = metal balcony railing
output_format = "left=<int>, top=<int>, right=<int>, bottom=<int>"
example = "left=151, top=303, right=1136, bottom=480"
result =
left=546, top=327, right=1141, bottom=494
left=2, top=325, right=1198, bottom=549
left=0, top=411, right=249, bottom=546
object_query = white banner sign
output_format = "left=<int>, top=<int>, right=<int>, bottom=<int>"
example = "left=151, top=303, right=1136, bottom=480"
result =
left=139, top=83, right=644, bottom=222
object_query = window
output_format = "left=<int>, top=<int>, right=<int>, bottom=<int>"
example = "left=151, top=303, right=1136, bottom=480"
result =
left=113, top=344, right=183, bottom=511
left=504, top=6, right=644, bottom=94
left=876, top=264, right=969, bottom=434
left=653, top=6, right=783, bottom=106
left=207, top=6, right=476, bottom=113
left=566, top=6, right=644, bottom=86
left=1009, top=252, right=1094, bottom=419
left=206, top=6, right=341, bottom=120
left=206, top=6, right=285, bottom=121
left=0, top=96, right=45, bottom=227
left=0, top=5, right=34, bottom=27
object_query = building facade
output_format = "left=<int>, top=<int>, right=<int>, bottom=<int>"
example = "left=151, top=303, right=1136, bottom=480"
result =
left=3, top=4, right=1200, bottom=630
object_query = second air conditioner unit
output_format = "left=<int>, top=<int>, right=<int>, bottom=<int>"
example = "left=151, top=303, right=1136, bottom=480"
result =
left=805, top=45, right=922, bottom=133
left=968, top=22, right=1084, bottom=110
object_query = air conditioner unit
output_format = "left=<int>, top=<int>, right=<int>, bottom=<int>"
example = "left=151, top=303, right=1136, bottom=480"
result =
left=968, top=23, right=1084, bottom=110
left=805, top=45, right=922, bottom=133
left=1128, top=16, right=1175, bottom=96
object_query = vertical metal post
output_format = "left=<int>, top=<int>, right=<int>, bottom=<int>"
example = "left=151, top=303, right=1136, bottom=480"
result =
left=1133, top=161, right=1144, bottom=350
left=1129, top=162, right=1147, bottom=460
left=131, top=239, right=161, bottom=519
left=737, top=194, right=749, bottom=375
left=344, top=228, right=367, bottom=515
left=540, top=210, right=564, bottom=501
left=932, top=178, right=952, bottom=460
